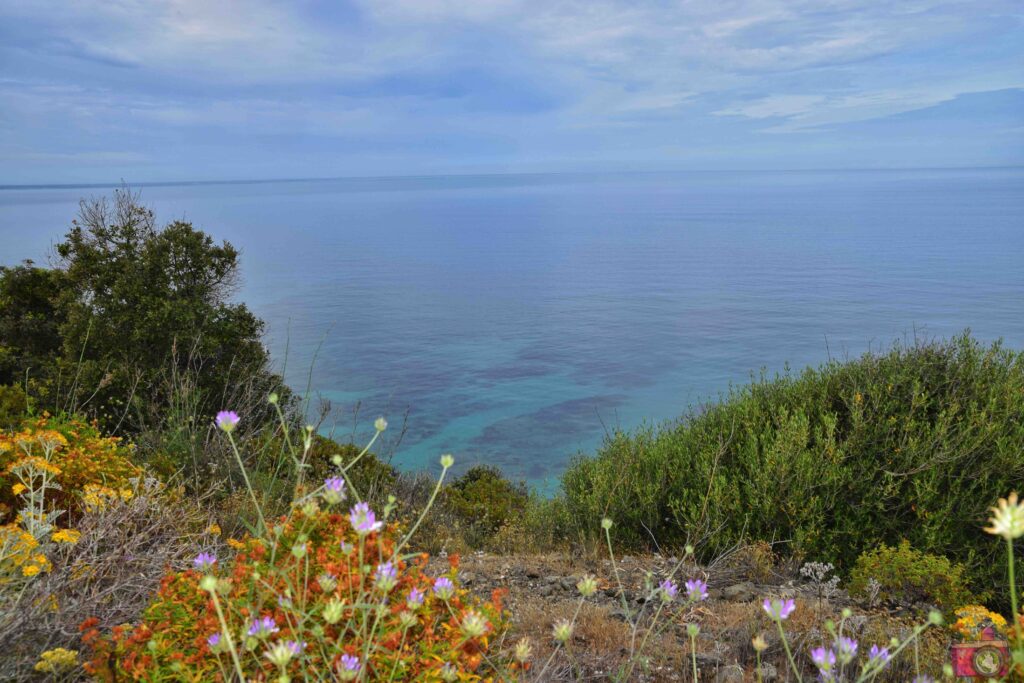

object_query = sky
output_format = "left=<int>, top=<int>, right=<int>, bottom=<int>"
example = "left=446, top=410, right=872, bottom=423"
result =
left=1, top=0, right=1022, bottom=184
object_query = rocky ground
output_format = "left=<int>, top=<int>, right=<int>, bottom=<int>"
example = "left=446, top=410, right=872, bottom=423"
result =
left=428, top=547, right=950, bottom=682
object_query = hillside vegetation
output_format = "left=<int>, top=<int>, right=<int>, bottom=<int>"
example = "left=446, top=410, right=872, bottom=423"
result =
left=561, top=334, right=1024, bottom=597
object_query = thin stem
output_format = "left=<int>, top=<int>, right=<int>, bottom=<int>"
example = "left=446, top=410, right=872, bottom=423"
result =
left=1009, top=538, right=1021, bottom=646
left=209, top=586, right=245, bottom=682
left=392, top=462, right=450, bottom=557
left=775, top=620, right=803, bottom=683
left=691, top=631, right=700, bottom=682
left=226, top=430, right=267, bottom=533
left=604, top=525, right=631, bottom=618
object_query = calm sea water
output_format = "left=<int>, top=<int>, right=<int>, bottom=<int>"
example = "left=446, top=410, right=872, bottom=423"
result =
left=2, top=169, right=1023, bottom=487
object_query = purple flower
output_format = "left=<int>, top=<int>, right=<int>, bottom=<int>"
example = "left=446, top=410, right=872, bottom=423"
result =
left=659, top=579, right=679, bottom=601
left=867, top=644, right=890, bottom=666
left=338, top=653, right=361, bottom=680
left=374, top=561, right=398, bottom=591
left=407, top=587, right=425, bottom=608
left=215, top=410, right=240, bottom=433
left=433, top=576, right=455, bottom=600
left=684, top=578, right=708, bottom=602
left=193, top=552, right=217, bottom=572
left=811, top=647, right=836, bottom=672
left=349, top=502, right=383, bottom=535
left=286, top=640, right=306, bottom=656
left=207, top=633, right=221, bottom=649
left=322, top=477, right=346, bottom=504
left=835, top=636, right=857, bottom=663
left=762, top=598, right=796, bottom=621
left=247, top=615, right=279, bottom=638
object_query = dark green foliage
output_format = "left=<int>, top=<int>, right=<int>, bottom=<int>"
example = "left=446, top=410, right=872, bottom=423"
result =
left=443, top=465, right=530, bottom=547
left=0, top=263, right=68, bottom=391
left=0, top=384, right=30, bottom=431
left=304, top=435, right=398, bottom=500
left=848, top=540, right=977, bottom=610
left=561, top=333, right=1024, bottom=598
left=0, top=189, right=288, bottom=440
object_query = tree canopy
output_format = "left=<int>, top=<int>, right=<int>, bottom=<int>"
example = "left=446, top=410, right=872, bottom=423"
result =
left=0, top=189, right=285, bottom=433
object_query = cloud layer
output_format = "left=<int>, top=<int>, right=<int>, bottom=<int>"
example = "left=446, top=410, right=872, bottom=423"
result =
left=1, top=0, right=1022, bottom=182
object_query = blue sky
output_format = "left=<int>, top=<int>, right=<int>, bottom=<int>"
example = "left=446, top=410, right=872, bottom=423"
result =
left=1, top=0, right=1022, bottom=184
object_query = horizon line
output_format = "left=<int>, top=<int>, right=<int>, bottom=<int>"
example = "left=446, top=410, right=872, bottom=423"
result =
left=2, top=164, right=1021, bottom=191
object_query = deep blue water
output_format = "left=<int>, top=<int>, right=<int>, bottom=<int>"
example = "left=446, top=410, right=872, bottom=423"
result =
left=2, top=169, right=1023, bottom=488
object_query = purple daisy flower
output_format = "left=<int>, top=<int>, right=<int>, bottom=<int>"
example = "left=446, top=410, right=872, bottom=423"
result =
left=762, top=597, right=796, bottom=621
left=247, top=615, right=279, bottom=638
left=349, top=502, right=383, bottom=535
left=193, top=552, right=216, bottom=572
left=215, top=410, right=240, bottom=432
left=338, top=653, right=361, bottom=681
left=811, top=647, right=836, bottom=672
left=374, top=561, right=398, bottom=591
left=407, top=587, right=425, bottom=608
left=868, top=644, right=890, bottom=666
left=684, top=578, right=708, bottom=602
left=659, top=579, right=679, bottom=601
left=323, top=477, right=346, bottom=504
left=835, top=636, right=857, bottom=663
left=433, top=576, right=455, bottom=600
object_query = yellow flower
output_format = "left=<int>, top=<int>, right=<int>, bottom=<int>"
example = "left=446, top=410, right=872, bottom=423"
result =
left=11, top=483, right=26, bottom=495
left=206, top=523, right=222, bottom=536
left=985, top=492, right=1024, bottom=540
left=52, top=529, right=81, bottom=544
left=227, top=538, right=246, bottom=550
left=34, top=647, right=79, bottom=674
left=22, top=564, right=41, bottom=577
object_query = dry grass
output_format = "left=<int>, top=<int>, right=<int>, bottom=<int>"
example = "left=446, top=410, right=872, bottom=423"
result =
left=0, top=477, right=212, bottom=681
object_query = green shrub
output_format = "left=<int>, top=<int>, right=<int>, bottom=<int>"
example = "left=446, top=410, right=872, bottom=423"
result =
left=0, top=385, right=29, bottom=431
left=560, top=333, right=1024, bottom=599
left=443, top=465, right=529, bottom=548
left=849, top=540, right=977, bottom=610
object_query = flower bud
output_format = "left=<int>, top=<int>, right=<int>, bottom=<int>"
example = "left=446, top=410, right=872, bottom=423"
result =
left=375, top=417, right=388, bottom=432
left=601, top=518, right=613, bottom=530
left=552, top=619, right=573, bottom=643
left=514, top=638, right=533, bottom=663
left=323, top=599, right=345, bottom=624
left=686, top=623, right=700, bottom=637
left=576, top=575, right=599, bottom=597
left=752, top=635, right=768, bottom=653
left=440, top=453, right=454, bottom=468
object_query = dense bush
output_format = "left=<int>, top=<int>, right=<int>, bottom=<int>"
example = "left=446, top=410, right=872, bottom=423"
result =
left=849, top=540, right=976, bottom=610
left=0, top=415, right=141, bottom=526
left=561, top=334, right=1024, bottom=597
left=0, top=189, right=290, bottom=443
left=443, top=465, right=530, bottom=548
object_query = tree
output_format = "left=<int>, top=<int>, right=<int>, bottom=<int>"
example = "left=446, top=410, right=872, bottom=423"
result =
left=1, top=188, right=287, bottom=435
left=0, top=262, right=68, bottom=389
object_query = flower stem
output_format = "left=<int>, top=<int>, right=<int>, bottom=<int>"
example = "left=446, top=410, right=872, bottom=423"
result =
left=776, top=620, right=803, bottom=683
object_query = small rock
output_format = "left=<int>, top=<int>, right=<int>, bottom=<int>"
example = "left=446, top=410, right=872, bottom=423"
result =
left=543, top=575, right=560, bottom=584
left=537, top=584, right=555, bottom=597
left=714, top=665, right=744, bottom=683
left=526, top=569, right=540, bottom=579
left=560, top=577, right=576, bottom=591
left=460, top=571, right=476, bottom=586
left=722, top=582, right=756, bottom=602
left=695, top=651, right=724, bottom=668
left=758, top=663, right=778, bottom=681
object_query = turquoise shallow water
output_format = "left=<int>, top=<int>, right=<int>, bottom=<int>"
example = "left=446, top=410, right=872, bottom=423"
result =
left=2, top=169, right=1023, bottom=488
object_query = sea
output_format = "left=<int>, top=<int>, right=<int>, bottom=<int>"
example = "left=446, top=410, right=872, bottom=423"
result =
left=2, top=168, right=1022, bottom=488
